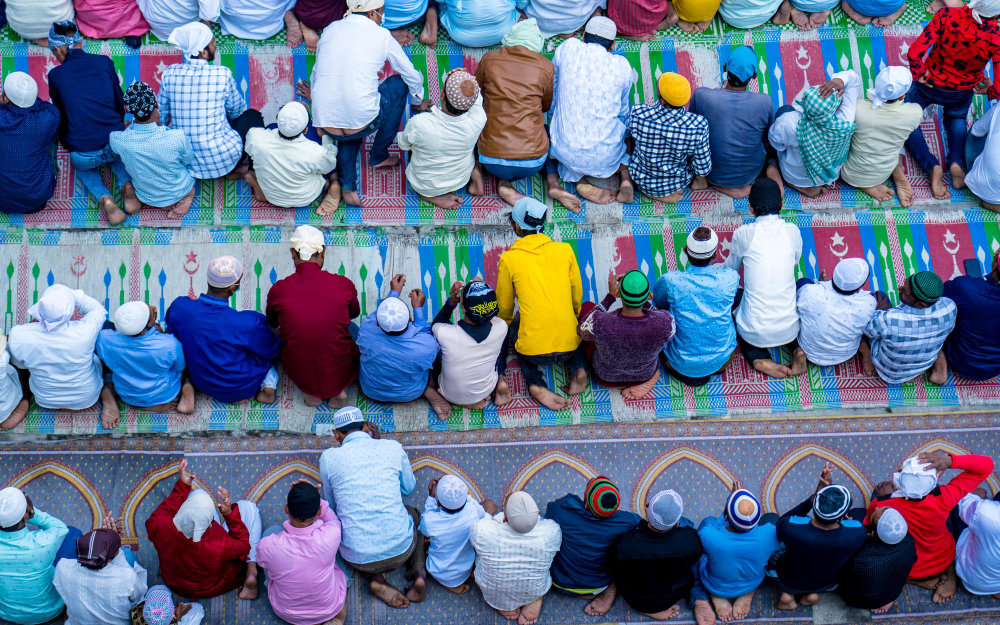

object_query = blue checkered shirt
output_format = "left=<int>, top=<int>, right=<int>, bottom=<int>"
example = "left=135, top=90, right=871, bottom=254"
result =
left=864, top=298, right=957, bottom=384
left=157, top=59, right=246, bottom=180
left=628, top=104, right=711, bottom=197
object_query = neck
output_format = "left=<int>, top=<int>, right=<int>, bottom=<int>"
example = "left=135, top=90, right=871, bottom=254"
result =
left=288, top=518, right=314, bottom=528
left=620, top=305, right=645, bottom=317
left=811, top=518, right=839, bottom=530
left=723, top=81, right=746, bottom=92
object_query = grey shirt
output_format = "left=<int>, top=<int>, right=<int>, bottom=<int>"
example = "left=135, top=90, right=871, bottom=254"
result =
left=689, top=87, right=774, bottom=187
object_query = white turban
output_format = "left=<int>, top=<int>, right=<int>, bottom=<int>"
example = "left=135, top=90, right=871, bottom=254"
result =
left=3, top=71, right=37, bottom=109
left=168, top=22, right=214, bottom=58
left=173, top=488, right=216, bottom=542
left=0, top=487, right=27, bottom=528
left=27, top=284, right=76, bottom=332
left=344, top=0, right=385, bottom=17
left=115, top=301, right=150, bottom=336
left=872, top=66, right=912, bottom=109
left=892, top=456, right=939, bottom=499
left=376, top=297, right=409, bottom=332
left=290, top=225, right=325, bottom=261
left=970, top=0, right=1000, bottom=23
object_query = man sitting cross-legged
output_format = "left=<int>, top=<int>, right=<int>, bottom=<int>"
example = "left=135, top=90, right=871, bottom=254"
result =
left=840, top=0, right=909, bottom=26
left=0, top=336, right=29, bottom=431
left=837, top=507, right=916, bottom=614
left=940, top=248, right=1000, bottom=381
left=0, top=72, right=60, bottom=216
left=953, top=486, right=1000, bottom=600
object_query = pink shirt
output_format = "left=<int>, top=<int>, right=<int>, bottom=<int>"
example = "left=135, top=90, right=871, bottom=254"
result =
left=256, top=500, right=346, bottom=624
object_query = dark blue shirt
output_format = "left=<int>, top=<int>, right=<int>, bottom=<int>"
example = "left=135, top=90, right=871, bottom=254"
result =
left=0, top=100, right=59, bottom=214
left=165, top=294, right=282, bottom=403
left=775, top=497, right=866, bottom=593
left=545, top=494, right=641, bottom=590
left=943, top=275, right=1000, bottom=380
left=48, top=48, right=125, bottom=153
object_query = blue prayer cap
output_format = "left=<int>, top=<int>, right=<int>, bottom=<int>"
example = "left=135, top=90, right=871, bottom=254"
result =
left=726, top=46, right=757, bottom=84
left=512, top=198, right=546, bottom=232
left=48, top=21, right=82, bottom=50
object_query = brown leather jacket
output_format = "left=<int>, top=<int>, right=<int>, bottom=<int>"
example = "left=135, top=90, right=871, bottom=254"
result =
left=475, top=46, right=554, bottom=161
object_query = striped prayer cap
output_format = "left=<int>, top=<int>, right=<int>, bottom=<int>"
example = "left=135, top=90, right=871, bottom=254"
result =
left=585, top=476, right=620, bottom=518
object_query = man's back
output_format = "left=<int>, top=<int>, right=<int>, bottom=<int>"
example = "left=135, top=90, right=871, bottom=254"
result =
left=628, top=103, right=711, bottom=197
left=545, top=494, right=640, bottom=590
left=109, top=123, right=193, bottom=208
left=775, top=501, right=866, bottom=592
left=96, top=329, right=185, bottom=407
left=837, top=535, right=916, bottom=609
left=796, top=281, right=876, bottom=366
left=943, top=276, right=1000, bottom=380
left=356, top=303, right=438, bottom=402
left=864, top=299, right=957, bottom=384
left=243, top=128, right=337, bottom=208
left=476, top=45, right=553, bottom=161
left=470, top=515, right=562, bottom=610
left=48, top=49, right=125, bottom=153
left=955, top=494, right=1000, bottom=595
left=396, top=101, right=487, bottom=197
left=0, top=510, right=68, bottom=624
left=689, top=87, right=773, bottom=188
left=698, top=515, right=778, bottom=597
left=53, top=552, right=145, bottom=625
left=611, top=521, right=702, bottom=612
left=841, top=99, right=922, bottom=187
left=0, top=100, right=60, bottom=214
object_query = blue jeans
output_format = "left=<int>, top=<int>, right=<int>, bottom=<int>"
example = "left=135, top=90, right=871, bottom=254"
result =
left=966, top=129, right=988, bottom=170
left=904, top=81, right=974, bottom=174
left=70, top=144, right=131, bottom=201
left=329, top=74, right=409, bottom=192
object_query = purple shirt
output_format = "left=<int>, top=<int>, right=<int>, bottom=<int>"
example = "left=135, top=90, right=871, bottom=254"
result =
left=578, top=294, right=675, bottom=383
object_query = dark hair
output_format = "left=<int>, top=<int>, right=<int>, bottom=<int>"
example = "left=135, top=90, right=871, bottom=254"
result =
left=287, top=482, right=321, bottom=521
left=754, top=204, right=782, bottom=217
left=134, top=112, right=154, bottom=124
left=442, top=97, right=468, bottom=117
left=53, top=23, right=78, bottom=37
left=688, top=255, right=714, bottom=267
left=511, top=212, right=546, bottom=235
left=727, top=71, right=750, bottom=89
left=336, top=421, right=365, bottom=435
left=832, top=282, right=857, bottom=296
left=583, top=33, right=614, bottom=49
left=440, top=502, right=467, bottom=514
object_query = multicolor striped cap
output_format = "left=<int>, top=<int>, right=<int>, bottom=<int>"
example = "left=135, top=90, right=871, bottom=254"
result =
left=726, top=488, right=761, bottom=532
left=142, top=587, right=175, bottom=625
left=585, top=476, right=620, bottom=518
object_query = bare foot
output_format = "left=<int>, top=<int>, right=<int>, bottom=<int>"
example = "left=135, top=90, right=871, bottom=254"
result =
left=0, top=399, right=30, bottom=430
left=732, top=591, right=754, bottom=619
left=548, top=184, right=583, bottom=213
left=518, top=597, right=542, bottom=625
left=560, top=367, right=588, bottom=396
left=177, top=381, right=195, bottom=414
left=871, top=601, right=893, bottom=614
left=103, top=196, right=127, bottom=226
left=424, top=193, right=463, bottom=210
left=244, top=170, right=267, bottom=203
left=390, top=29, right=414, bottom=46
left=791, top=183, right=825, bottom=197
left=872, top=3, right=906, bottom=26
left=926, top=0, right=944, bottom=13
left=465, top=397, right=490, bottom=410
left=467, top=165, right=484, bottom=196
left=304, top=394, right=323, bottom=407
left=238, top=563, right=259, bottom=600
left=777, top=592, right=798, bottom=610
left=284, top=9, right=303, bottom=47
left=799, top=593, right=820, bottom=606
left=528, top=385, right=571, bottom=411
left=493, top=375, right=513, bottom=407
left=928, top=350, right=948, bottom=385
left=841, top=0, right=873, bottom=22
left=405, top=575, right=426, bottom=602
left=694, top=599, right=716, bottom=625
left=949, top=162, right=966, bottom=189
left=342, top=190, right=362, bottom=206
left=808, top=9, right=831, bottom=27
left=773, top=0, right=792, bottom=24
left=497, top=180, right=526, bottom=206
left=714, top=185, right=752, bottom=199
left=498, top=608, right=520, bottom=621
left=576, top=182, right=616, bottom=204
left=754, top=359, right=794, bottom=379
left=424, top=386, right=452, bottom=421
left=584, top=583, right=616, bottom=616
left=328, top=390, right=348, bottom=410
left=929, top=165, right=951, bottom=200
left=418, top=6, right=438, bottom=46
left=373, top=155, right=401, bottom=169
left=622, top=370, right=659, bottom=399
left=711, top=594, right=734, bottom=621
left=617, top=178, right=634, bottom=204
left=167, top=187, right=195, bottom=218
left=791, top=7, right=811, bottom=29
left=622, top=32, right=657, bottom=41
left=677, top=20, right=711, bottom=33
left=100, top=385, right=120, bottom=430
left=644, top=604, right=681, bottom=620
left=317, top=180, right=341, bottom=216
left=859, top=184, right=895, bottom=203
left=765, top=161, right=785, bottom=196
left=121, top=182, right=141, bottom=214
left=225, top=163, right=250, bottom=181
left=302, top=25, right=320, bottom=52
left=256, top=387, right=276, bottom=404
left=444, top=582, right=470, bottom=594
left=653, top=190, right=684, bottom=203
left=891, top=165, right=914, bottom=207
left=790, top=347, right=808, bottom=376
left=370, top=577, right=410, bottom=608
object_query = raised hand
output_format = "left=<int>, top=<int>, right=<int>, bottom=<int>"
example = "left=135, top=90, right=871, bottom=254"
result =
left=817, top=78, right=845, bottom=98
left=390, top=273, right=406, bottom=293
left=448, top=281, right=464, bottom=307
left=295, top=80, right=312, bottom=103
left=608, top=274, right=622, bottom=299
left=102, top=513, right=122, bottom=535
left=178, top=459, right=194, bottom=486
left=816, top=461, right=834, bottom=492
left=916, top=451, right=952, bottom=474
left=428, top=477, right=440, bottom=497
left=175, top=603, right=193, bottom=620
left=409, top=288, right=426, bottom=309
left=216, top=487, right=233, bottom=517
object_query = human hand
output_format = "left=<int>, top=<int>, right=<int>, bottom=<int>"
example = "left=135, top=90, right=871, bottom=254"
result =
left=975, top=76, right=993, bottom=96
left=364, top=421, right=381, bottom=439
left=819, top=270, right=829, bottom=282
left=178, top=459, right=194, bottom=486
left=732, top=478, right=744, bottom=493
left=817, top=78, right=845, bottom=98
left=973, top=487, right=989, bottom=499
left=290, top=478, right=320, bottom=491
left=448, top=281, right=463, bottom=307
left=816, top=461, right=834, bottom=492
left=409, top=288, right=426, bottom=308
left=608, top=274, right=622, bottom=299
left=875, top=480, right=895, bottom=497
left=25, top=495, right=34, bottom=520
left=412, top=99, right=433, bottom=113
left=482, top=498, right=498, bottom=515
left=175, top=603, right=193, bottom=620
left=102, top=513, right=122, bottom=535
left=216, top=487, right=233, bottom=517
left=390, top=274, right=406, bottom=293
left=295, top=80, right=312, bottom=103
left=428, top=477, right=440, bottom=497
left=916, top=451, right=952, bottom=474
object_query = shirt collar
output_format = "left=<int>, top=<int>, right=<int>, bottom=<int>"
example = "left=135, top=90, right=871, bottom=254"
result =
left=199, top=293, right=230, bottom=307
left=295, top=262, right=322, bottom=275
left=687, top=263, right=715, bottom=273
left=184, top=58, right=208, bottom=66
left=129, top=122, right=161, bottom=133
left=65, top=48, right=86, bottom=63
left=342, top=431, right=371, bottom=445
left=282, top=518, right=325, bottom=535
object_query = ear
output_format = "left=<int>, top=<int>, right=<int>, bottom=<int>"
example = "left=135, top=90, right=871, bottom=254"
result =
left=284, top=503, right=289, bottom=515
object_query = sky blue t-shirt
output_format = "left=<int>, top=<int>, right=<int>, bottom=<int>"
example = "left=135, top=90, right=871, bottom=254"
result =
left=356, top=292, right=439, bottom=403
left=382, top=0, right=430, bottom=29
left=688, top=87, right=775, bottom=188
left=697, top=515, right=779, bottom=598
left=96, top=329, right=186, bottom=407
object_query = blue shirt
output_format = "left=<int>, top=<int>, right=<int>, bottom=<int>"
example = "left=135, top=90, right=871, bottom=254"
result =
left=96, top=328, right=186, bottom=407
left=653, top=264, right=739, bottom=378
left=689, top=87, right=775, bottom=188
left=437, top=0, right=521, bottom=47
left=48, top=48, right=125, bottom=153
left=319, top=431, right=416, bottom=564
left=109, top=123, right=194, bottom=208
left=545, top=494, right=641, bottom=591
left=382, top=0, right=429, bottom=29
left=943, top=276, right=1000, bottom=381
left=775, top=498, right=866, bottom=592
left=697, top=515, right=779, bottom=598
left=418, top=495, right=488, bottom=587
left=0, top=510, right=69, bottom=625
left=165, top=294, right=281, bottom=403
left=356, top=291, right=439, bottom=403
left=0, top=99, right=59, bottom=214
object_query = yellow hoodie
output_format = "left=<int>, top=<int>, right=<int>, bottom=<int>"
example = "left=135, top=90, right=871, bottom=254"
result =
left=497, top=233, right=583, bottom=356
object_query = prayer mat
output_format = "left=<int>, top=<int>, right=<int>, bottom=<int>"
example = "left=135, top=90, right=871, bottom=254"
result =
left=2, top=414, right=999, bottom=624
left=2, top=208, right=1000, bottom=435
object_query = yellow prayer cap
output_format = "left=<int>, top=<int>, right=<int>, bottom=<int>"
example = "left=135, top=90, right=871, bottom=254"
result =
left=658, top=72, right=691, bottom=107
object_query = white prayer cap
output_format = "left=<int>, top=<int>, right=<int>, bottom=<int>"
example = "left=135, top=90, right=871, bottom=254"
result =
left=648, top=489, right=683, bottom=530
left=584, top=15, right=617, bottom=40
left=685, top=226, right=719, bottom=260
left=833, top=257, right=870, bottom=291
left=506, top=491, right=539, bottom=533
left=115, top=301, right=150, bottom=336
left=0, top=487, right=27, bottom=528
left=872, top=66, right=912, bottom=109
left=333, top=406, right=365, bottom=430
left=436, top=475, right=468, bottom=510
left=168, top=22, right=214, bottom=58
left=892, top=456, right=939, bottom=499
left=876, top=508, right=908, bottom=545
left=277, top=101, right=310, bottom=137
left=290, top=225, right=325, bottom=261
left=970, top=0, right=1000, bottom=23
left=3, top=72, right=37, bottom=108
left=345, top=0, right=385, bottom=17
left=376, top=297, right=409, bottom=333
left=27, top=284, right=75, bottom=332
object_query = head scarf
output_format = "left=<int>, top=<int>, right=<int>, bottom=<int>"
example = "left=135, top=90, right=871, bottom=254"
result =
left=290, top=225, right=325, bottom=261
left=813, top=484, right=852, bottom=521
left=115, top=301, right=150, bottom=336
left=506, top=491, right=540, bottom=533
left=48, top=21, right=81, bottom=50
left=124, top=82, right=156, bottom=119
left=345, top=0, right=385, bottom=17
left=207, top=256, right=243, bottom=288
left=795, top=86, right=857, bottom=185
left=892, top=456, right=938, bottom=499
left=876, top=508, right=908, bottom=545
left=27, top=284, right=75, bottom=332
left=585, top=477, right=621, bottom=518
left=462, top=281, right=498, bottom=323
left=833, top=258, right=870, bottom=291
left=0, top=487, right=27, bottom=528
left=444, top=70, right=480, bottom=111
left=619, top=270, right=650, bottom=307
left=726, top=489, right=761, bottom=531
left=658, top=72, right=691, bottom=107
left=168, top=22, right=214, bottom=58
left=377, top=297, right=410, bottom=332
left=76, top=528, right=121, bottom=570
left=648, top=489, right=683, bottom=530
left=969, top=0, right=1000, bottom=23
left=871, top=66, right=912, bottom=108
left=436, top=475, right=469, bottom=510
left=910, top=271, right=944, bottom=304
left=3, top=72, right=37, bottom=108
left=142, top=586, right=175, bottom=625
left=686, top=227, right=719, bottom=260
left=172, top=488, right=215, bottom=542
left=502, top=19, right=544, bottom=54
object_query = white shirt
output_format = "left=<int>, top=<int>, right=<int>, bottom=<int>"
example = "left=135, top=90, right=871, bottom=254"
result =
left=769, top=70, right=861, bottom=188
left=218, top=0, right=297, bottom=39
left=955, top=493, right=1000, bottom=595
left=0, top=349, right=22, bottom=421
left=418, top=495, right=488, bottom=587
left=8, top=289, right=106, bottom=410
left=135, top=0, right=221, bottom=40
left=469, top=514, right=561, bottom=611
left=431, top=317, right=507, bottom=406
left=4, top=0, right=74, bottom=39
left=311, top=15, right=425, bottom=130
left=965, top=104, right=1000, bottom=204
left=397, top=97, right=487, bottom=198
left=796, top=281, right=877, bottom=366
left=244, top=128, right=338, bottom=208
left=524, top=0, right=606, bottom=38
left=724, top=215, right=803, bottom=348
left=53, top=551, right=148, bottom=625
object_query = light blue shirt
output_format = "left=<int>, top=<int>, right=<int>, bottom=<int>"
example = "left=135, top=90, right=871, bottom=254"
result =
left=109, top=123, right=194, bottom=208
left=0, top=510, right=69, bottom=625
left=437, top=0, right=522, bottom=47
left=382, top=0, right=430, bottom=29
left=319, top=431, right=417, bottom=564
left=419, top=495, right=488, bottom=587
left=96, top=328, right=186, bottom=407
left=697, top=515, right=779, bottom=598
left=653, top=264, right=739, bottom=378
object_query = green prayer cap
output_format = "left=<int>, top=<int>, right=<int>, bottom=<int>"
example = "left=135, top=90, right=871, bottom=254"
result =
left=620, top=269, right=650, bottom=307
left=910, top=271, right=944, bottom=304
left=502, top=18, right=545, bottom=54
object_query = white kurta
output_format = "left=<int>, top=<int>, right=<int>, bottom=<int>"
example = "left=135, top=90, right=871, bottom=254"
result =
left=469, top=514, right=562, bottom=611
left=53, top=552, right=147, bottom=625
left=0, top=349, right=22, bottom=422
left=136, top=0, right=221, bottom=40
left=965, top=104, right=1000, bottom=204
left=396, top=97, right=487, bottom=197
left=523, top=0, right=606, bottom=37
left=5, top=0, right=74, bottom=40
left=243, top=128, right=338, bottom=208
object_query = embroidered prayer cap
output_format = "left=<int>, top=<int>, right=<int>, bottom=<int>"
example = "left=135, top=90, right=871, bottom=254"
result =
left=658, top=72, right=691, bottom=107
left=27, top=284, right=75, bottom=332
left=444, top=69, right=480, bottom=112
left=585, top=476, right=621, bottom=518
left=376, top=297, right=410, bottom=332
left=345, top=0, right=385, bottom=17
left=872, top=66, right=912, bottom=108
left=813, top=484, right=852, bottom=521
left=909, top=271, right=943, bottom=304
left=892, top=456, right=938, bottom=499
left=505, top=491, right=539, bottom=533
left=287, top=481, right=321, bottom=520
left=278, top=101, right=310, bottom=137
left=648, top=489, right=683, bottom=530
left=115, top=301, right=151, bottom=336
left=512, top=197, right=546, bottom=232
left=619, top=270, right=650, bottom=307
left=584, top=15, right=617, bottom=40
left=333, top=406, right=365, bottom=430
left=124, top=81, right=157, bottom=119
left=876, top=508, right=908, bottom=545
left=0, top=487, right=27, bottom=528
left=726, top=46, right=758, bottom=84
left=462, top=280, right=498, bottom=323
left=142, top=586, right=175, bottom=625
left=749, top=178, right=782, bottom=213
left=290, top=225, right=325, bottom=260
left=3, top=72, right=37, bottom=108
left=76, top=528, right=121, bottom=570
left=726, top=489, right=761, bottom=532
left=685, top=226, right=719, bottom=260
left=437, top=475, right=469, bottom=510
left=207, top=256, right=243, bottom=288
left=48, top=20, right=81, bottom=50
left=168, top=22, right=214, bottom=58
left=833, top=257, right=870, bottom=291
left=502, top=18, right=544, bottom=54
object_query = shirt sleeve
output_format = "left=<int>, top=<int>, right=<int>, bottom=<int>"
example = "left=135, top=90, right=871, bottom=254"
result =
left=936, top=454, right=995, bottom=512
left=833, top=70, right=861, bottom=123
left=396, top=119, right=418, bottom=152
left=198, top=0, right=222, bottom=22
left=179, top=132, right=194, bottom=165
left=399, top=446, right=416, bottom=496
left=692, top=120, right=712, bottom=177
left=569, top=249, right=583, bottom=317
left=244, top=313, right=282, bottom=361
left=957, top=492, right=983, bottom=527
left=145, top=479, right=190, bottom=542
left=218, top=506, right=252, bottom=562
left=972, top=104, right=999, bottom=137
left=907, top=11, right=944, bottom=82
left=788, top=224, right=803, bottom=264
left=317, top=135, right=338, bottom=175
left=73, top=289, right=109, bottom=339
left=768, top=112, right=794, bottom=152
left=864, top=310, right=888, bottom=339
left=171, top=337, right=186, bottom=373
left=723, top=227, right=749, bottom=271
left=27, top=510, right=69, bottom=547
left=319, top=451, right=334, bottom=505
left=385, top=37, right=425, bottom=103
left=157, top=79, right=172, bottom=127
left=496, top=256, right=515, bottom=324
left=223, top=73, right=248, bottom=120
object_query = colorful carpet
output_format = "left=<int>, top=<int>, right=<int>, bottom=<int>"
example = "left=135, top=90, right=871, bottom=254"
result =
left=0, top=208, right=999, bottom=435
left=1, top=414, right=998, bottom=624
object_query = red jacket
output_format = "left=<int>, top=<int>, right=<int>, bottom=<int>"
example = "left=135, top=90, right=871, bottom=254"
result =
left=907, top=7, right=1000, bottom=100
left=865, top=454, right=995, bottom=579
left=145, top=479, right=251, bottom=598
